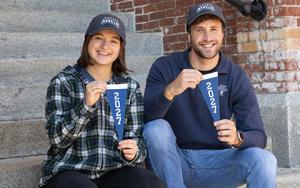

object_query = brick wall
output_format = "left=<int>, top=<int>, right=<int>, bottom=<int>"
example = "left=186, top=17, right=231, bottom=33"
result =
left=111, top=0, right=300, bottom=93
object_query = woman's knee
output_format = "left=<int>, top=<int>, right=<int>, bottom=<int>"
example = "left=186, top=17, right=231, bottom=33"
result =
left=135, top=168, right=166, bottom=188
left=43, top=170, right=97, bottom=188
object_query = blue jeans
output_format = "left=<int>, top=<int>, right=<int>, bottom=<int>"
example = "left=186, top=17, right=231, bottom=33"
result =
left=143, top=119, right=277, bottom=188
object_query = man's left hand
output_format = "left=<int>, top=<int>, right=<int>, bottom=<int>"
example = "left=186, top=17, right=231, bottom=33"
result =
left=214, top=119, right=239, bottom=146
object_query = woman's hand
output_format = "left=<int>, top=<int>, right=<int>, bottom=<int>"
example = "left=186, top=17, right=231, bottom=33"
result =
left=85, top=81, right=107, bottom=106
left=118, top=139, right=138, bottom=161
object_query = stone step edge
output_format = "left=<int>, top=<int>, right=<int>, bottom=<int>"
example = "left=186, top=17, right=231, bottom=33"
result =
left=0, top=0, right=110, bottom=13
left=0, top=10, right=135, bottom=32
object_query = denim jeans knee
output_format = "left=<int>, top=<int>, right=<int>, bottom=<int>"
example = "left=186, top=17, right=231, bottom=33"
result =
left=243, top=147, right=277, bottom=188
left=143, top=119, right=176, bottom=150
left=142, top=119, right=186, bottom=188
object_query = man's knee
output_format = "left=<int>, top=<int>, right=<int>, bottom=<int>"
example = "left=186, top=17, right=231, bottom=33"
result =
left=143, top=119, right=173, bottom=139
left=245, top=147, right=277, bottom=175
left=143, top=119, right=175, bottom=149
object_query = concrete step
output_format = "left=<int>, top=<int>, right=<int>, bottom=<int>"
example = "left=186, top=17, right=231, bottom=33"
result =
left=0, top=11, right=135, bottom=33
left=0, top=155, right=44, bottom=188
left=238, top=168, right=300, bottom=188
left=0, top=56, right=157, bottom=121
left=126, top=55, right=156, bottom=92
left=277, top=168, right=300, bottom=187
left=0, top=32, right=163, bottom=59
left=0, top=120, right=48, bottom=159
left=0, top=0, right=110, bottom=14
left=0, top=155, right=299, bottom=188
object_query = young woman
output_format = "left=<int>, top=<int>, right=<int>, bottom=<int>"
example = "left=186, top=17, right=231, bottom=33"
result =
left=40, top=14, right=165, bottom=188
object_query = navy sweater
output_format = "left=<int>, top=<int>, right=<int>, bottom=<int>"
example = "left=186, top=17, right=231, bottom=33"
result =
left=144, top=49, right=266, bottom=149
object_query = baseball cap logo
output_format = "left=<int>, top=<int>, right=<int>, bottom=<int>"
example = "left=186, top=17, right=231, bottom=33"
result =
left=197, top=3, right=215, bottom=13
left=101, top=17, right=120, bottom=28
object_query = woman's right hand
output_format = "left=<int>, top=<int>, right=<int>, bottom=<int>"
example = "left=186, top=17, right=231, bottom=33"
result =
left=85, top=81, right=107, bottom=106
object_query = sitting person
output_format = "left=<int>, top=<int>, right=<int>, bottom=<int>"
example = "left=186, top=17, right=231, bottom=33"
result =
left=143, top=3, right=277, bottom=188
left=39, top=13, right=165, bottom=188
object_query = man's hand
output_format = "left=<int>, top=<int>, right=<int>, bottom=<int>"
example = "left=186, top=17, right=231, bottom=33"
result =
left=118, top=139, right=138, bottom=161
left=164, top=69, right=203, bottom=100
left=214, top=119, right=239, bottom=146
left=85, top=81, right=107, bottom=107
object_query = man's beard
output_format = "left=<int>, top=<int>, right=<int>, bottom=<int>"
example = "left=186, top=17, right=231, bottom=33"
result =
left=191, top=41, right=221, bottom=59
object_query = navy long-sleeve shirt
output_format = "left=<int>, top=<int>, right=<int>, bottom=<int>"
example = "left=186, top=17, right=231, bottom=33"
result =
left=144, top=49, right=266, bottom=149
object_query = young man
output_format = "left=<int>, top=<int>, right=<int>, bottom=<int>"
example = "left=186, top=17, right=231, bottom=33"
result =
left=143, top=3, right=277, bottom=188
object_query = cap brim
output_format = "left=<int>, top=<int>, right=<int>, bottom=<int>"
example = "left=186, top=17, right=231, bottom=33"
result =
left=187, top=13, right=226, bottom=29
left=86, top=26, right=126, bottom=43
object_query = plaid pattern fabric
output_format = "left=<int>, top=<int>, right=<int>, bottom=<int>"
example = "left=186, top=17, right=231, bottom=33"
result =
left=40, top=64, right=146, bottom=186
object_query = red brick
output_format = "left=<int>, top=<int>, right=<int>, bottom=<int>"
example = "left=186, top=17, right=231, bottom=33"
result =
left=215, top=1, right=225, bottom=8
left=242, top=64, right=263, bottom=74
left=163, top=35, right=178, bottom=43
left=135, top=7, right=143, bottom=14
left=177, top=33, right=188, bottom=41
left=143, top=21, right=159, bottom=30
left=144, top=4, right=158, bottom=13
left=170, top=42, right=187, bottom=51
left=178, top=16, right=186, bottom=25
left=136, top=15, right=149, bottom=23
left=222, top=46, right=237, bottom=54
left=117, top=1, right=133, bottom=9
left=170, top=25, right=186, bottom=33
left=253, top=64, right=264, bottom=72
left=159, top=18, right=175, bottom=27
left=164, top=43, right=172, bottom=52
left=225, top=19, right=236, bottom=28
left=175, top=0, right=194, bottom=8
left=157, top=1, right=176, bottom=10
left=150, top=11, right=167, bottom=20
left=224, top=35, right=237, bottom=46
left=266, top=0, right=275, bottom=6
left=223, top=9, right=236, bottom=18
left=136, top=23, right=143, bottom=31
left=195, top=0, right=209, bottom=4
left=134, top=0, right=149, bottom=6
left=237, top=54, right=248, bottom=63
left=276, top=7, right=300, bottom=16
left=166, top=9, right=184, bottom=17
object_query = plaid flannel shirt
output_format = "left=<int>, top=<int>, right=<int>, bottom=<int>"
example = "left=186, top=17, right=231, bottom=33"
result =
left=40, top=64, right=146, bottom=186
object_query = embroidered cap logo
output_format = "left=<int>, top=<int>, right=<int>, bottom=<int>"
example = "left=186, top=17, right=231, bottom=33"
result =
left=101, top=17, right=120, bottom=28
left=197, top=3, right=215, bottom=13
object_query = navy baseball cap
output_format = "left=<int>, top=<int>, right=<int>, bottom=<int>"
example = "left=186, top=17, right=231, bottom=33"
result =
left=85, top=13, right=126, bottom=44
left=186, top=3, right=226, bottom=30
